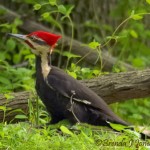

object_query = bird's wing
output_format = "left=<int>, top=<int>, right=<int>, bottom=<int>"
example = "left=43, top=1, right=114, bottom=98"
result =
left=47, top=67, right=104, bottom=107
left=46, top=66, right=123, bottom=121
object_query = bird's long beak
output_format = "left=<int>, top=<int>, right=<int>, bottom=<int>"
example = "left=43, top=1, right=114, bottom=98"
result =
left=7, top=33, right=27, bottom=41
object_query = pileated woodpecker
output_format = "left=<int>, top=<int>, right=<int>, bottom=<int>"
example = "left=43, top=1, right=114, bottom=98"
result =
left=8, top=31, right=148, bottom=139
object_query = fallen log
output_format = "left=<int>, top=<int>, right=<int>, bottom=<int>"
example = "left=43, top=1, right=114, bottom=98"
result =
left=0, top=69, right=150, bottom=122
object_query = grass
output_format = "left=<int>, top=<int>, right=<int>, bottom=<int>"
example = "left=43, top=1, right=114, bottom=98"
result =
left=1, top=95, right=150, bottom=150
left=0, top=121, right=149, bottom=150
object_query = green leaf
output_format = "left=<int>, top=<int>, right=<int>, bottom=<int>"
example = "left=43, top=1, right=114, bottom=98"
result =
left=0, top=106, right=6, bottom=111
left=81, top=68, right=91, bottom=74
left=60, top=125, right=74, bottom=136
left=34, top=4, right=41, bottom=10
left=13, top=54, right=21, bottom=64
left=93, top=69, right=100, bottom=76
left=6, top=39, right=16, bottom=51
left=132, top=58, right=145, bottom=68
left=0, top=76, right=11, bottom=85
left=4, top=94, right=14, bottom=100
left=0, top=23, right=11, bottom=29
left=88, top=41, right=100, bottom=49
left=9, top=109, right=24, bottom=114
left=81, top=131, right=94, bottom=143
left=58, top=5, right=67, bottom=15
left=14, top=18, right=23, bottom=26
left=0, top=52, right=7, bottom=61
left=62, top=51, right=81, bottom=59
left=108, top=122, right=127, bottom=131
left=130, top=10, right=135, bottom=16
left=66, top=5, right=74, bottom=16
left=49, top=0, right=57, bottom=6
left=130, top=30, right=138, bottom=38
left=67, top=70, right=77, bottom=79
left=132, top=14, right=143, bottom=20
left=15, top=115, right=28, bottom=119
left=146, top=0, right=150, bottom=4
left=42, top=12, right=50, bottom=18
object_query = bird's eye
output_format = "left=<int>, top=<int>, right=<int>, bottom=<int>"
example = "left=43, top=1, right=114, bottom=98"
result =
left=30, top=36, right=36, bottom=41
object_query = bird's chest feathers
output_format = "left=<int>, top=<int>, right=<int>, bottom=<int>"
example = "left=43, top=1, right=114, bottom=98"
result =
left=41, top=54, right=51, bottom=79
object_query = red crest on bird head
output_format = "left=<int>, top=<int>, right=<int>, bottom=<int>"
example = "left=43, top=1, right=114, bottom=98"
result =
left=27, top=31, right=62, bottom=47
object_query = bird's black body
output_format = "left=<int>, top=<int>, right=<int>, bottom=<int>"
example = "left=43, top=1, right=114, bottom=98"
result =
left=35, top=56, right=129, bottom=127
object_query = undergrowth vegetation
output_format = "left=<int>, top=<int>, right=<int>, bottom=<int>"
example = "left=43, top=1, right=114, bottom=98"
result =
left=0, top=122, right=148, bottom=150
left=0, top=0, right=150, bottom=149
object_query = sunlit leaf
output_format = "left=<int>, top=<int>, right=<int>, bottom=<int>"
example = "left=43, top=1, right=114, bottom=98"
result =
left=60, top=125, right=74, bottom=136
left=58, top=5, right=67, bottom=15
left=108, top=122, right=127, bottom=131
left=93, top=69, right=100, bottom=76
left=88, top=41, right=100, bottom=49
left=15, top=115, right=28, bottom=119
left=146, top=0, right=150, bottom=4
left=67, top=70, right=77, bottom=79
left=49, top=0, right=57, bottom=6
left=130, top=30, right=138, bottom=38
left=0, top=106, right=6, bottom=111
left=42, top=12, right=50, bottom=18
left=130, top=10, right=135, bottom=16
left=132, top=14, right=143, bottom=20
left=81, top=68, right=91, bottom=74
left=4, top=94, right=14, bottom=100
left=62, top=51, right=81, bottom=59
left=34, top=4, right=41, bottom=10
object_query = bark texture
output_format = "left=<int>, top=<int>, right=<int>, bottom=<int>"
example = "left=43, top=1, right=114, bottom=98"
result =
left=0, top=92, right=34, bottom=122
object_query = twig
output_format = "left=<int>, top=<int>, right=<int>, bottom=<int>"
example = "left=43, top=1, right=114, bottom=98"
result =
left=68, top=90, right=80, bottom=123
